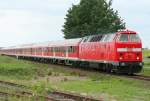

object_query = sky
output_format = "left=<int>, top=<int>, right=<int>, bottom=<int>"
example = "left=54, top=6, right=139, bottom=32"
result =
left=0, top=0, right=149, bottom=48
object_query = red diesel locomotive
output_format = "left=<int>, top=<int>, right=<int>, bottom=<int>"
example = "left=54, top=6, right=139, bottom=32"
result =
left=0, top=30, right=143, bottom=74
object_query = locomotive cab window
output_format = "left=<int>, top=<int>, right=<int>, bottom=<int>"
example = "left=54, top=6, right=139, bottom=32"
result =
left=119, top=34, right=128, bottom=42
left=117, top=34, right=141, bottom=42
left=130, top=34, right=141, bottom=42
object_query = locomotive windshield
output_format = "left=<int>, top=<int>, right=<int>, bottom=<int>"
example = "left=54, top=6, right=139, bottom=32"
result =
left=118, top=34, right=140, bottom=42
left=130, top=34, right=141, bottom=42
left=119, top=34, right=128, bottom=42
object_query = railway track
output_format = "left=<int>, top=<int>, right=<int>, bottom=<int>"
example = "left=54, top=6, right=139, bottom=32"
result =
left=0, top=80, right=102, bottom=101
left=37, top=59, right=150, bottom=82
left=0, top=91, right=102, bottom=101
left=64, top=65, right=150, bottom=82
left=72, top=66, right=150, bottom=82
left=48, top=91, right=102, bottom=101
left=0, top=91, right=33, bottom=99
left=40, top=62, right=150, bottom=82
left=127, top=75, right=150, bottom=81
left=66, top=66, right=150, bottom=82
left=0, top=80, right=28, bottom=89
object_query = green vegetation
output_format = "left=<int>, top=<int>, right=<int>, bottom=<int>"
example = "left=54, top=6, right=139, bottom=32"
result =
left=143, top=49, right=150, bottom=58
left=141, top=66, right=150, bottom=76
left=0, top=56, right=50, bottom=80
left=0, top=56, right=53, bottom=100
left=140, top=61, right=150, bottom=76
left=0, top=56, right=150, bottom=101
left=141, top=50, right=150, bottom=76
left=62, top=0, right=125, bottom=39
left=57, top=78, right=150, bottom=101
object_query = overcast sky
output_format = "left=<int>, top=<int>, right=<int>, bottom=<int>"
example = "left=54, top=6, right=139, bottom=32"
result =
left=0, top=0, right=149, bottom=48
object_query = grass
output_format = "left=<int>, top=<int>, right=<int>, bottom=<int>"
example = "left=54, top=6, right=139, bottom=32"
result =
left=0, top=56, right=53, bottom=101
left=54, top=72, right=150, bottom=101
left=0, top=56, right=51, bottom=80
left=141, top=49, right=150, bottom=76
left=139, top=61, right=150, bottom=76
left=143, top=49, right=150, bottom=58
left=0, top=56, right=149, bottom=101
left=139, top=50, right=150, bottom=76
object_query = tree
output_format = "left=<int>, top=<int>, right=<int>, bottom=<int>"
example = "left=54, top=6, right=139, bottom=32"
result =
left=62, top=0, right=125, bottom=39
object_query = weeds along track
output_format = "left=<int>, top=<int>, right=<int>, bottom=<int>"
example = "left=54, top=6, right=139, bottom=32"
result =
left=0, top=80, right=102, bottom=101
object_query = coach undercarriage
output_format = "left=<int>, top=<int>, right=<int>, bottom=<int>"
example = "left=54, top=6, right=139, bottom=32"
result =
left=14, top=54, right=143, bottom=74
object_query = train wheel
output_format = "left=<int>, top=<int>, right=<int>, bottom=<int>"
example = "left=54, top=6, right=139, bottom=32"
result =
left=98, top=63, right=103, bottom=71
left=52, top=59, right=57, bottom=64
left=102, top=64, right=107, bottom=72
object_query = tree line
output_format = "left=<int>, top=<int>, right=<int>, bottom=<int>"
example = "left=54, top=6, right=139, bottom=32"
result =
left=62, top=0, right=125, bottom=39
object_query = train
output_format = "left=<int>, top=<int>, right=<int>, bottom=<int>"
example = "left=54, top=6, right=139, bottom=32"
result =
left=0, top=30, right=143, bottom=74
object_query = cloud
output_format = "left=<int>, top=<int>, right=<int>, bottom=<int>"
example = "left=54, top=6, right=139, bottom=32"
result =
left=0, top=10, right=57, bottom=46
left=0, top=0, right=80, bottom=46
left=0, top=0, right=149, bottom=48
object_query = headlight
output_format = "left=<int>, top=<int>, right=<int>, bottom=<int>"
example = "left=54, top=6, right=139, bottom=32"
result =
left=137, top=57, right=140, bottom=60
left=120, top=57, right=123, bottom=60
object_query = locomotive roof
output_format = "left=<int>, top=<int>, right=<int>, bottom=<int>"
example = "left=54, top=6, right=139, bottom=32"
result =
left=1, top=30, right=137, bottom=50
left=48, top=38, right=82, bottom=47
left=117, top=30, right=137, bottom=34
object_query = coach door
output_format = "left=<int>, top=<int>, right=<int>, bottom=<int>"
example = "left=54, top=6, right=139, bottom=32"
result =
left=66, top=47, right=68, bottom=58
left=53, top=47, right=55, bottom=57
